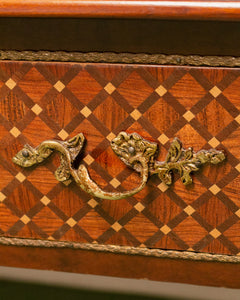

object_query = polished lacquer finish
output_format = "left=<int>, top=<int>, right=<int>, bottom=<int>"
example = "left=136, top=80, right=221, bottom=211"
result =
left=1, top=0, right=240, bottom=20
left=1, top=61, right=240, bottom=256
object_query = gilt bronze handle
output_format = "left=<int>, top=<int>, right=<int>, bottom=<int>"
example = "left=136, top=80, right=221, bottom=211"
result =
left=12, top=132, right=225, bottom=200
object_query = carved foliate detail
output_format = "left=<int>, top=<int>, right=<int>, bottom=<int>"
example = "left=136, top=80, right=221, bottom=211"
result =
left=13, top=132, right=226, bottom=199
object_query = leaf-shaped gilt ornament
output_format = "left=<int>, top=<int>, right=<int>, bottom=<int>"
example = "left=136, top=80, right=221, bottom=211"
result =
left=184, top=148, right=193, bottom=160
left=166, top=138, right=182, bottom=163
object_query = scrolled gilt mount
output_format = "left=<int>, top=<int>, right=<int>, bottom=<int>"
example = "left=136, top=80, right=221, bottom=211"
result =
left=13, top=132, right=225, bottom=200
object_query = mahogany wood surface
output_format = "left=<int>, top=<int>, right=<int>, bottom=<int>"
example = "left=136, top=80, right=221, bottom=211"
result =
left=1, top=0, right=240, bottom=20
left=0, top=244, right=239, bottom=288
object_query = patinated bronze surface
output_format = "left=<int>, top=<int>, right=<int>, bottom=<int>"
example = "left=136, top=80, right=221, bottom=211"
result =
left=13, top=132, right=225, bottom=200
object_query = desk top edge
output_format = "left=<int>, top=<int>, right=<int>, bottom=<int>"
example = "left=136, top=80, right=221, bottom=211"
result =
left=2, top=0, right=240, bottom=21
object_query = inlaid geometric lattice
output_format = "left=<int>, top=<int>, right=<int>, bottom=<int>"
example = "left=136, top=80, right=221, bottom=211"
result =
left=1, top=61, right=240, bottom=255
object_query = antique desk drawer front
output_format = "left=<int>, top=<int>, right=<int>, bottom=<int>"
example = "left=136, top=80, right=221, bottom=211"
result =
left=1, top=61, right=240, bottom=256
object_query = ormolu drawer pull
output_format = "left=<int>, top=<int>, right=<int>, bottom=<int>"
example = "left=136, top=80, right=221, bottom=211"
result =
left=12, top=132, right=225, bottom=200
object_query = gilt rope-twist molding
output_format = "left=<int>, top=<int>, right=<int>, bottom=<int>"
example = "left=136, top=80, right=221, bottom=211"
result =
left=13, top=132, right=226, bottom=200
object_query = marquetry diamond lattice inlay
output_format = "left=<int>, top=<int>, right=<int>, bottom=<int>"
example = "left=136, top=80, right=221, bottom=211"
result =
left=66, top=218, right=77, bottom=227
left=5, top=78, right=16, bottom=90
left=54, top=80, right=65, bottom=92
left=160, top=225, right=171, bottom=235
left=209, top=184, right=221, bottom=195
left=184, top=205, right=196, bottom=216
left=235, top=114, right=240, bottom=124
left=83, top=154, right=94, bottom=165
left=2, top=61, right=240, bottom=256
left=10, top=127, right=21, bottom=138
left=157, top=182, right=169, bottom=192
left=58, top=129, right=69, bottom=140
left=130, top=109, right=142, bottom=120
left=88, top=199, right=98, bottom=208
left=40, top=196, right=51, bottom=206
left=104, top=83, right=116, bottom=94
left=157, top=133, right=169, bottom=145
left=235, top=209, right=240, bottom=218
left=110, top=178, right=121, bottom=188
left=208, top=137, right=220, bottom=148
left=235, top=163, right=240, bottom=172
left=183, top=111, right=195, bottom=122
left=20, top=215, right=31, bottom=224
left=209, top=86, right=221, bottom=98
left=106, top=132, right=116, bottom=141
left=0, top=192, right=6, bottom=202
left=111, top=222, right=123, bottom=232
left=81, top=106, right=92, bottom=118
left=155, top=85, right=167, bottom=97
left=15, top=172, right=26, bottom=183
left=31, top=104, right=43, bottom=115
left=134, top=203, right=145, bottom=212
left=209, top=228, right=222, bottom=238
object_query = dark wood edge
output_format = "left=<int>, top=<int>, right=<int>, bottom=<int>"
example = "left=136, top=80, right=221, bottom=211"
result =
left=2, top=1, right=240, bottom=20
left=0, top=244, right=240, bottom=288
